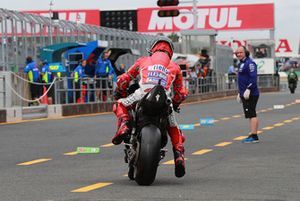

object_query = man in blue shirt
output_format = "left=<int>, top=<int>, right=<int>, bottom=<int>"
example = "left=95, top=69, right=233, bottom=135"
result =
left=24, top=56, right=41, bottom=105
left=236, top=46, right=260, bottom=143
left=73, top=60, right=87, bottom=103
left=94, top=49, right=114, bottom=101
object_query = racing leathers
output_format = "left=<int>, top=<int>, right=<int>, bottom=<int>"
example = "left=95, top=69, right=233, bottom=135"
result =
left=112, top=51, right=188, bottom=178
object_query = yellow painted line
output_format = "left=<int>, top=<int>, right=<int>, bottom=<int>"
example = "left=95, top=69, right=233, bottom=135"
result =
left=266, top=108, right=273, bottom=110
left=232, top=115, right=241, bottom=118
left=192, top=149, right=213, bottom=155
left=214, top=119, right=220, bottom=123
left=64, top=151, right=78, bottom=156
left=233, top=136, right=248, bottom=140
left=123, top=174, right=128, bottom=177
left=100, top=143, right=114, bottom=148
left=71, top=182, right=113, bottom=192
left=283, top=120, right=293, bottom=123
left=260, top=109, right=267, bottom=112
left=292, top=117, right=299, bottom=120
left=262, top=126, right=274, bottom=130
left=163, top=159, right=174, bottom=165
left=220, top=117, right=230, bottom=120
left=274, top=123, right=284, bottom=127
left=163, top=158, right=188, bottom=165
left=17, top=158, right=52, bottom=166
left=194, top=123, right=200, bottom=127
left=214, top=142, right=232, bottom=147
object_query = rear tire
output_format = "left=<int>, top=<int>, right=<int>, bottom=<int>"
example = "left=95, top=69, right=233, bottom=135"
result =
left=135, top=125, right=161, bottom=185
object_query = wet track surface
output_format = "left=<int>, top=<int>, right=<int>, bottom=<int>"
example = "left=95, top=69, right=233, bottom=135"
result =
left=1, top=89, right=300, bottom=201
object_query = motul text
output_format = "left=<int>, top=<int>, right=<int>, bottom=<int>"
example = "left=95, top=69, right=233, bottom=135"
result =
left=138, top=4, right=274, bottom=32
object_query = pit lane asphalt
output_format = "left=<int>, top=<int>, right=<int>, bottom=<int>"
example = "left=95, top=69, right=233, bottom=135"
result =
left=1, top=88, right=300, bottom=201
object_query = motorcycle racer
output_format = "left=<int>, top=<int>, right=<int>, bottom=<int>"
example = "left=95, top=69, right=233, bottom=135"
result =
left=112, top=36, right=188, bottom=178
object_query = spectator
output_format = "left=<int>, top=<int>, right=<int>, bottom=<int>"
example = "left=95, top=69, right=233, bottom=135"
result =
left=196, top=49, right=211, bottom=92
left=94, top=49, right=114, bottom=101
left=235, top=46, right=260, bottom=143
left=255, top=47, right=267, bottom=58
left=85, top=59, right=97, bottom=102
left=24, top=56, right=42, bottom=106
left=227, top=58, right=238, bottom=89
left=119, top=63, right=126, bottom=75
left=73, top=60, right=87, bottom=103
left=189, top=67, right=197, bottom=94
left=40, top=60, right=55, bottom=104
left=198, top=49, right=210, bottom=67
left=85, top=59, right=96, bottom=78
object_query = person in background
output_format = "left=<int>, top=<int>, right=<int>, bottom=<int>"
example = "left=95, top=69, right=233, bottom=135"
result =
left=24, top=56, right=41, bottom=106
left=73, top=60, right=87, bottom=103
left=41, top=60, right=55, bottom=104
left=236, top=46, right=260, bottom=143
left=119, top=63, right=126, bottom=75
left=85, top=59, right=97, bottom=102
left=228, top=58, right=238, bottom=89
left=287, top=67, right=298, bottom=94
left=189, top=67, right=198, bottom=94
left=95, top=49, right=114, bottom=101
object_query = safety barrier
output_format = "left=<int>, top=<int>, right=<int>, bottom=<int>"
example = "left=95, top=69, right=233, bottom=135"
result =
left=0, top=74, right=5, bottom=107
left=0, top=73, right=279, bottom=122
left=51, top=74, right=279, bottom=105
left=53, top=77, right=115, bottom=104
left=0, top=71, right=280, bottom=108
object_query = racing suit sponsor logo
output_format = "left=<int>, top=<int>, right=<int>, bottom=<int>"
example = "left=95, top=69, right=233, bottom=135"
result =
left=249, top=63, right=255, bottom=72
left=146, top=65, right=169, bottom=87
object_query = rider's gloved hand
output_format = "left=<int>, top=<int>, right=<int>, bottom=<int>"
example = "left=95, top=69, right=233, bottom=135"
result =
left=114, top=89, right=126, bottom=100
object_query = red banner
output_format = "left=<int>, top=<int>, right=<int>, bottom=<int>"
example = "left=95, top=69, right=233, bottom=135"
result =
left=138, top=3, right=274, bottom=32
left=26, top=10, right=100, bottom=26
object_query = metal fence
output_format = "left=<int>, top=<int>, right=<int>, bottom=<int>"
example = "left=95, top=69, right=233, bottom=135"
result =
left=49, top=74, right=279, bottom=105
left=0, top=8, right=155, bottom=72
left=0, top=74, right=5, bottom=106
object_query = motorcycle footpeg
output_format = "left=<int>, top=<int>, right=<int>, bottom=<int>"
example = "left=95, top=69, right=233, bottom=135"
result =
left=160, top=148, right=168, bottom=160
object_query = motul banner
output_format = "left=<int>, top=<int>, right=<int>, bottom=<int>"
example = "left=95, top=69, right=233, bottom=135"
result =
left=138, top=3, right=274, bottom=32
left=26, top=10, right=100, bottom=26
left=217, top=38, right=300, bottom=57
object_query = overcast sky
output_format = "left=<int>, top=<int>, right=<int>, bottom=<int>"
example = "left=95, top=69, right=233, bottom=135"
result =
left=2, top=0, right=300, bottom=39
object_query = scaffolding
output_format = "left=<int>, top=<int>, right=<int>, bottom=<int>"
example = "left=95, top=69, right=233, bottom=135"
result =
left=0, top=8, right=155, bottom=72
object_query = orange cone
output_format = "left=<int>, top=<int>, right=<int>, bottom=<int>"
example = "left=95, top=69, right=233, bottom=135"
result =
left=41, top=86, right=49, bottom=104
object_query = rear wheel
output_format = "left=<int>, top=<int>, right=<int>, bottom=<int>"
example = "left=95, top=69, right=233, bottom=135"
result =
left=135, top=125, right=161, bottom=185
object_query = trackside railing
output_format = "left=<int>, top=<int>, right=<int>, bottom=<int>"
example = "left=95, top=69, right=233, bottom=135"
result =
left=52, top=74, right=279, bottom=104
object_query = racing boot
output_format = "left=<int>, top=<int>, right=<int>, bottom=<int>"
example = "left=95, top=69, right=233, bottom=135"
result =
left=173, top=145, right=185, bottom=178
left=112, top=102, right=131, bottom=145
left=168, top=126, right=186, bottom=178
